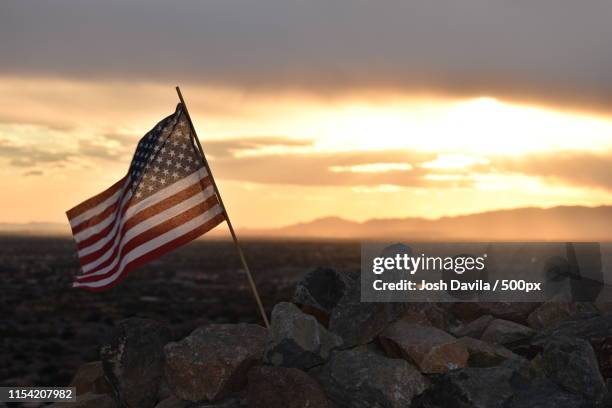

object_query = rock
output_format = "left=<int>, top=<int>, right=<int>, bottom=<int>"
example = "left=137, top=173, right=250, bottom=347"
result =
left=452, top=302, right=539, bottom=324
left=527, top=299, right=598, bottom=329
left=379, top=321, right=468, bottom=373
left=450, top=315, right=494, bottom=339
left=155, top=395, right=191, bottom=408
left=503, top=379, right=591, bottom=408
left=164, top=323, right=267, bottom=402
left=401, top=303, right=453, bottom=331
left=480, top=319, right=535, bottom=345
left=329, top=281, right=400, bottom=347
left=540, top=336, right=606, bottom=403
left=247, top=366, right=329, bottom=408
left=69, top=361, right=112, bottom=396
left=413, top=359, right=524, bottom=408
left=533, top=314, right=612, bottom=345
left=264, top=302, right=342, bottom=369
left=318, top=349, right=428, bottom=408
left=100, top=318, right=171, bottom=408
left=456, top=337, right=520, bottom=367
left=293, top=268, right=351, bottom=321
left=50, top=393, right=115, bottom=408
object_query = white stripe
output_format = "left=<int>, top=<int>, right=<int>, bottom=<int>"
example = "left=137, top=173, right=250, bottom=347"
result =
left=74, top=189, right=132, bottom=242
left=74, top=204, right=223, bottom=288
left=69, top=179, right=129, bottom=227
left=80, top=185, right=214, bottom=273
left=77, top=168, right=208, bottom=256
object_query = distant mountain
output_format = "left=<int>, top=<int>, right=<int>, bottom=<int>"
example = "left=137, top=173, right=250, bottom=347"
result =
left=243, top=206, right=612, bottom=241
left=4, top=205, right=612, bottom=240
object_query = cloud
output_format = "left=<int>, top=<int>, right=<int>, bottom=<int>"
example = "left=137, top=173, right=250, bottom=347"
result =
left=1, top=1, right=612, bottom=112
left=23, top=170, right=43, bottom=176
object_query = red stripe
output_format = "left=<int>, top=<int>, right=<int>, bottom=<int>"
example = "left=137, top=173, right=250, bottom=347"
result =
left=77, top=197, right=221, bottom=282
left=77, top=178, right=213, bottom=267
left=71, top=186, right=128, bottom=235
left=75, top=213, right=226, bottom=291
left=67, top=176, right=127, bottom=220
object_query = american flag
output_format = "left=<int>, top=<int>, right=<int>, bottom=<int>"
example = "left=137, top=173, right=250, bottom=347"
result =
left=66, top=104, right=226, bottom=291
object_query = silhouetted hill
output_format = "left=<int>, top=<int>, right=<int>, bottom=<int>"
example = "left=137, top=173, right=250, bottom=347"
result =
left=244, top=205, right=612, bottom=241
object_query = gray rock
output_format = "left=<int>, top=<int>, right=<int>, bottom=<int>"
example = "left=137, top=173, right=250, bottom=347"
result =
left=540, top=336, right=606, bottom=403
left=413, top=360, right=524, bottom=408
left=293, top=267, right=351, bottom=316
left=451, top=315, right=494, bottom=338
left=452, top=302, right=539, bottom=324
left=100, top=318, right=171, bottom=408
left=247, top=366, right=329, bottom=408
left=527, top=298, right=598, bottom=329
left=503, top=379, right=591, bottom=408
left=264, top=302, right=342, bottom=369
left=164, top=323, right=267, bottom=402
left=532, top=314, right=612, bottom=345
left=329, top=282, right=400, bottom=347
left=155, top=395, right=191, bottom=408
left=481, top=319, right=535, bottom=345
left=379, top=321, right=468, bottom=373
left=317, top=349, right=428, bottom=408
left=456, top=337, right=521, bottom=367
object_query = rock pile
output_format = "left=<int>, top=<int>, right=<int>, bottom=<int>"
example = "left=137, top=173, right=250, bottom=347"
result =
left=55, top=267, right=612, bottom=407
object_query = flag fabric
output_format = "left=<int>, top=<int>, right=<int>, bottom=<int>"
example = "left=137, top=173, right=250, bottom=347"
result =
left=66, top=104, right=226, bottom=291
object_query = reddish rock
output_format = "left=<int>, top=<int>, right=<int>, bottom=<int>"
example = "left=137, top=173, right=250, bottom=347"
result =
left=69, top=361, right=112, bottom=396
left=452, top=302, right=539, bottom=324
left=379, top=321, right=468, bottom=373
left=457, top=336, right=520, bottom=367
left=164, top=323, right=267, bottom=402
left=247, top=366, right=329, bottom=408
left=481, top=319, right=535, bottom=345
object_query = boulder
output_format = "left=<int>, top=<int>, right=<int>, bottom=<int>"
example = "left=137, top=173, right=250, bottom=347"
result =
left=527, top=299, right=598, bottom=329
left=50, top=393, right=115, bottom=408
left=247, top=366, right=329, bottom=408
left=401, top=303, right=453, bottom=331
left=532, top=313, right=612, bottom=345
left=450, top=315, right=494, bottom=339
left=318, top=349, right=428, bottom=408
left=293, top=268, right=352, bottom=323
left=480, top=319, right=535, bottom=345
left=329, top=282, right=401, bottom=347
left=540, top=336, right=606, bottom=403
left=503, top=379, right=591, bottom=408
left=164, top=323, right=267, bottom=402
left=69, top=361, right=112, bottom=396
left=379, top=321, right=468, bottom=373
left=413, top=359, right=524, bottom=408
left=155, top=395, right=191, bottom=408
left=456, top=337, right=520, bottom=367
left=100, top=318, right=171, bottom=408
left=264, top=302, right=342, bottom=369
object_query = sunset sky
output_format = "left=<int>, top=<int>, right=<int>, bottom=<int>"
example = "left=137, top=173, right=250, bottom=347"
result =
left=2, top=0, right=612, bottom=229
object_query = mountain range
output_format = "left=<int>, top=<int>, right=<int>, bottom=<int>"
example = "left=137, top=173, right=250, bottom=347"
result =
left=7, top=205, right=612, bottom=241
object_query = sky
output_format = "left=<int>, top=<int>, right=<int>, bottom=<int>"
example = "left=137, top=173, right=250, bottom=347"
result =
left=1, top=0, right=612, bottom=229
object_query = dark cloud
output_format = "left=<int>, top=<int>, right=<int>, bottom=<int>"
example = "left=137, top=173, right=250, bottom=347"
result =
left=1, top=1, right=612, bottom=111
left=23, top=170, right=43, bottom=176
left=0, top=140, right=72, bottom=167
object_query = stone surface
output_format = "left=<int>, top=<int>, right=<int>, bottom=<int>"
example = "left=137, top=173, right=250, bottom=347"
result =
left=400, top=303, right=453, bottom=331
left=451, top=315, right=494, bottom=339
left=456, top=337, right=520, bottom=368
left=69, top=361, right=112, bottom=396
left=532, top=314, right=612, bottom=345
left=540, top=336, right=606, bottom=403
left=480, top=319, right=535, bottom=345
left=50, top=393, right=116, bottom=408
left=379, top=321, right=468, bottom=373
left=155, top=395, right=191, bottom=408
left=264, top=302, right=342, bottom=369
left=503, top=379, right=591, bottom=408
left=293, top=267, right=351, bottom=317
left=413, top=360, right=524, bottom=408
left=318, top=349, right=428, bottom=408
left=164, top=323, right=267, bottom=402
left=100, top=318, right=171, bottom=408
left=527, top=299, right=598, bottom=329
left=328, top=281, right=401, bottom=347
left=247, top=366, right=329, bottom=408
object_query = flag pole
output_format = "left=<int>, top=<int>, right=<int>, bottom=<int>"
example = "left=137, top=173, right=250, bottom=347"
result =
left=175, top=86, right=270, bottom=329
